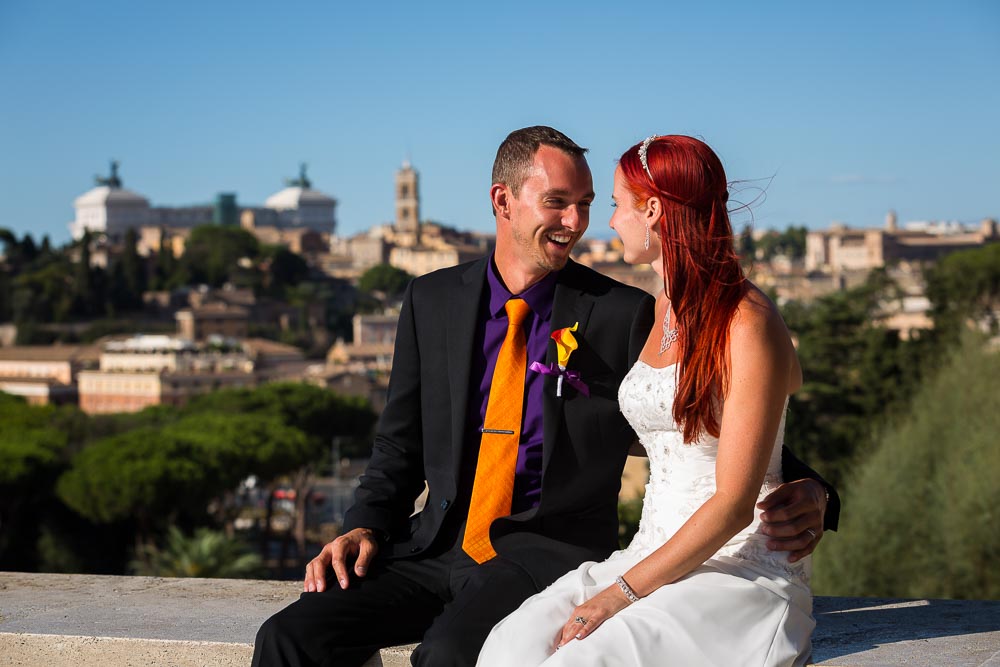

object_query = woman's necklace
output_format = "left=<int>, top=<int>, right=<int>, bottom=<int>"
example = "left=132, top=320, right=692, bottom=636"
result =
left=659, top=300, right=679, bottom=355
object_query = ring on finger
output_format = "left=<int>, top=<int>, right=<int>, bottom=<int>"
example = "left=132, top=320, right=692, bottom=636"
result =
left=574, top=616, right=588, bottom=625
left=806, top=528, right=817, bottom=540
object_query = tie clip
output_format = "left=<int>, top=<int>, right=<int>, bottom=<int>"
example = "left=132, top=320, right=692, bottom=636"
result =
left=481, top=428, right=515, bottom=435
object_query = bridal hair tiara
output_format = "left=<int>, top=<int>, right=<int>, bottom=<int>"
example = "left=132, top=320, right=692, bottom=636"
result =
left=638, top=135, right=658, bottom=180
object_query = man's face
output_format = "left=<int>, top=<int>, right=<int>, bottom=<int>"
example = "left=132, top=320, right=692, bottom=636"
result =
left=503, top=145, right=594, bottom=273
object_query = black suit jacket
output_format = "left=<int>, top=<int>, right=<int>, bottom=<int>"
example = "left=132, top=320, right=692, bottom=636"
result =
left=344, top=256, right=838, bottom=590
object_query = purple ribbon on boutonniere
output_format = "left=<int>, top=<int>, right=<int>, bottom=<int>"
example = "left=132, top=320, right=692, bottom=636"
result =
left=529, top=361, right=590, bottom=397
left=529, top=321, right=589, bottom=397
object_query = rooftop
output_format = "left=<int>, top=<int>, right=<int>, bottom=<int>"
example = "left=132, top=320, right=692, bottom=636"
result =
left=0, top=345, right=101, bottom=363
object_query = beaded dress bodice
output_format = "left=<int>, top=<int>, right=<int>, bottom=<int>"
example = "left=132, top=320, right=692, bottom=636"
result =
left=615, top=360, right=809, bottom=585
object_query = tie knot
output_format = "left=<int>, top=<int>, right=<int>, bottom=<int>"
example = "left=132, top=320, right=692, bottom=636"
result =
left=505, top=298, right=531, bottom=329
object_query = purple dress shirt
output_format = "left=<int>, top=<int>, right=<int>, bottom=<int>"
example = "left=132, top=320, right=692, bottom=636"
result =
left=464, top=258, right=557, bottom=515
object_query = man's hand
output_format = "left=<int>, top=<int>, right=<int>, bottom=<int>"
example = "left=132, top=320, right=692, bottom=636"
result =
left=304, top=527, right=379, bottom=593
left=757, top=478, right=827, bottom=563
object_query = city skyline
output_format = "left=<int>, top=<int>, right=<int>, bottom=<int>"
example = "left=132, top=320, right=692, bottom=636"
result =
left=1, top=0, right=998, bottom=245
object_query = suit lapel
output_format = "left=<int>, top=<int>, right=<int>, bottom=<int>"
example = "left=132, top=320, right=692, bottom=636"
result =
left=446, top=257, right=489, bottom=482
left=541, top=261, right=594, bottom=476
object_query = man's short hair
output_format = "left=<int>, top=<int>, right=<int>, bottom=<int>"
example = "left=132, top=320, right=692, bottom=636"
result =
left=492, top=126, right=588, bottom=203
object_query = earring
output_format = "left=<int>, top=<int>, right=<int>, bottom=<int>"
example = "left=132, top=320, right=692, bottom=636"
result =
left=644, top=226, right=650, bottom=250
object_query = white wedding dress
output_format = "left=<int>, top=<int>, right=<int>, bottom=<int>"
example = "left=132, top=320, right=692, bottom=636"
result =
left=478, top=361, right=813, bottom=667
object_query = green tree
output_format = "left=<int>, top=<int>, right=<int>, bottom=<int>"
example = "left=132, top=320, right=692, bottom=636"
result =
left=756, top=226, right=808, bottom=260
left=0, top=228, right=17, bottom=263
left=57, top=384, right=375, bottom=569
left=0, top=272, right=10, bottom=321
left=183, top=383, right=376, bottom=565
left=11, top=258, right=75, bottom=326
left=0, top=230, right=45, bottom=274
left=358, top=263, right=414, bottom=299
left=737, top=224, right=756, bottom=261
left=0, top=394, right=86, bottom=569
left=264, top=246, right=310, bottom=295
left=813, top=332, right=1000, bottom=599
left=129, top=526, right=263, bottom=579
left=184, top=383, right=375, bottom=460
left=0, top=397, right=66, bottom=484
left=925, top=243, right=1000, bottom=339
left=20, top=234, right=38, bottom=265
left=181, top=225, right=260, bottom=287
left=782, top=270, right=926, bottom=486
left=72, top=231, right=98, bottom=316
left=152, top=229, right=182, bottom=289
left=56, top=411, right=307, bottom=551
left=107, top=227, right=147, bottom=312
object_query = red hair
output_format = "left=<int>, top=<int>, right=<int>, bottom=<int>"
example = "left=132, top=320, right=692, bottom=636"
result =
left=619, top=135, right=748, bottom=443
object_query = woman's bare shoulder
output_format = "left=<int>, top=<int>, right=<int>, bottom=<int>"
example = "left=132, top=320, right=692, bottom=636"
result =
left=731, top=283, right=785, bottom=335
left=730, top=282, right=802, bottom=391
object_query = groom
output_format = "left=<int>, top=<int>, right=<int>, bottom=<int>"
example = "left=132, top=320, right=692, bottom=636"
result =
left=252, top=126, right=838, bottom=667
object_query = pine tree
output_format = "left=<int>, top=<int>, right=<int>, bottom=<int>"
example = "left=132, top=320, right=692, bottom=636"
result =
left=72, top=232, right=94, bottom=316
left=153, top=229, right=178, bottom=289
left=812, top=332, right=1000, bottom=599
left=118, top=227, right=146, bottom=310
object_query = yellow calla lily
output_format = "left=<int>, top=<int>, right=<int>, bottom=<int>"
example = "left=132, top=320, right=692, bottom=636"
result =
left=551, top=322, right=579, bottom=369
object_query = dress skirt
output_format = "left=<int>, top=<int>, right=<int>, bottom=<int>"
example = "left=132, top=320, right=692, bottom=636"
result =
left=477, top=551, right=813, bottom=667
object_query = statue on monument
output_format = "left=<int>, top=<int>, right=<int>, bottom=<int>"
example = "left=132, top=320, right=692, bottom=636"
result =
left=285, top=163, right=312, bottom=189
left=94, top=160, right=122, bottom=188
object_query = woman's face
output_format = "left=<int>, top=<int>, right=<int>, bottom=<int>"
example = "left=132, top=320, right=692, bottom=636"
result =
left=609, top=167, right=660, bottom=265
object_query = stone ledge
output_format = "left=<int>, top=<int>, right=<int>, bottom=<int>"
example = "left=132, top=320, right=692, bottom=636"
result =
left=1, top=572, right=999, bottom=666
left=0, top=634, right=253, bottom=667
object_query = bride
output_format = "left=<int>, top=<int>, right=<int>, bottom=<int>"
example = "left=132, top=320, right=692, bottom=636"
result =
left=477, top=135, right=814, bottom=666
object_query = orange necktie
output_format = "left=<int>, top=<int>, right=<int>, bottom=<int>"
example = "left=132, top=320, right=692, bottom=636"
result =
left=462, top=298, right=531, bottom=563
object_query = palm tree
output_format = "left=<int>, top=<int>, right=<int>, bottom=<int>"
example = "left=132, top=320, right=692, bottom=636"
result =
left=130, top=526, right=263, bottom=579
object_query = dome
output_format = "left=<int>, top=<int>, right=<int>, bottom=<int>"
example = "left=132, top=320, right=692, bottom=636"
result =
left=69, top=169, right=153, bottom=240
left=74, top=185, right=150, bottom=208
left=264, top=186, right=336, bottom=211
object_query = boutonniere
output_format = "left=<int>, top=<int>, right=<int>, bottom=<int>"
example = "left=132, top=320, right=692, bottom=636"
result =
left=528, top=322, right=590, bottom=398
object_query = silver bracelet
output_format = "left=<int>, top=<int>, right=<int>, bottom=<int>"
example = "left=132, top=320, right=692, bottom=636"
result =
left=616, top=575, right=641, bottom=603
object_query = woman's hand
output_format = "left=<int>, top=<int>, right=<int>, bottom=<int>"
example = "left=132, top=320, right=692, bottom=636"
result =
left=555, top=585, right=633, bottom=649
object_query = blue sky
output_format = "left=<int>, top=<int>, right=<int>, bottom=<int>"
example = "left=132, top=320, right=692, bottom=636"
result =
left=1, top=0, right=997, bottom=244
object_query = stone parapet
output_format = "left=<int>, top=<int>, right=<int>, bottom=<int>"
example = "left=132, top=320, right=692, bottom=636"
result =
left=1, top=572, right=998, bottom=666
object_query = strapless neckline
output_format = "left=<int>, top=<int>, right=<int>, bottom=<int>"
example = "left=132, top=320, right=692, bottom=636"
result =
left=633, top=359, right=678, bottom=372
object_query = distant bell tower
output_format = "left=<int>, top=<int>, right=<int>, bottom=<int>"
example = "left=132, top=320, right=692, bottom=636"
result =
left=395, top=160, right=420, bottom=247
left=980, top=217, right=998, bottom=239
left=885, top=209, right=898, bottom=233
